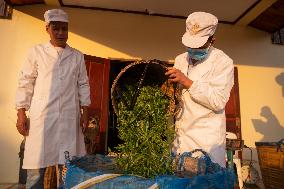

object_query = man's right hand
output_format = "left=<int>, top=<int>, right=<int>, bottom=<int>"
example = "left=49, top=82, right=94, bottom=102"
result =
left=16, top=108, right=29, bottom=136
left=165, top=67, right=193, bottom=89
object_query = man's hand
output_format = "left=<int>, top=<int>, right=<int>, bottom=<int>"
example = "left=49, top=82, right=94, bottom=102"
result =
left=16, top=108, right=29, bottom=136
left=165, top=67, right=193, bottom=89
left=80, top=106, right=89, bottom=134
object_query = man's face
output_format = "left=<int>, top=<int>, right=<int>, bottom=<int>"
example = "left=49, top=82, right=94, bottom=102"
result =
left=46, top=21, right=68, bottom=47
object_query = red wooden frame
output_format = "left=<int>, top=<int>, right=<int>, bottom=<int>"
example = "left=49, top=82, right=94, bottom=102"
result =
left=85, top=55, right=110, bottom=154
left=225, top=67, right=242, bottom=140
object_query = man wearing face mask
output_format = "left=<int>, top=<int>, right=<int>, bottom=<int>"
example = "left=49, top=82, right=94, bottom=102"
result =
left=15, top=9, right=90, bottom=188
left=166, top=12, right=234, bottom=167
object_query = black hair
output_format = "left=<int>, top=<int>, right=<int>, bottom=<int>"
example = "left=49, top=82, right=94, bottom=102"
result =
left=208, top=35, right=214, bottom=41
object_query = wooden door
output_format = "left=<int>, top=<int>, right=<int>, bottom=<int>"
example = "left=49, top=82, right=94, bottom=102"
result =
left=84, top=55, right=110, bottom=154
left=225, top=67, right=241, bottom=139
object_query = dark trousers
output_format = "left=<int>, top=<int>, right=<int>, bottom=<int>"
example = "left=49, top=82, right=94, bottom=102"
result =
left=18, top=139, right=27, bottom=186
left=26, top=168, right=46, bottom=189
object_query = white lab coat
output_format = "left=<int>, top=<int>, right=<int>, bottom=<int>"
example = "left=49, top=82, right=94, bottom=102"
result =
left=15, top=42, right=91, bottom=169
left=173, top=47, right=234, bottom=167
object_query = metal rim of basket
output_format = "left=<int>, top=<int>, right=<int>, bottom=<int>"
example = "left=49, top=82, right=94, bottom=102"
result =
left=111, top=59, right=181, bottom=116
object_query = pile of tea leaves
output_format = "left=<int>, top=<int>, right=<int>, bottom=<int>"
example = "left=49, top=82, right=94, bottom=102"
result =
left=115, top=85, right=175, bottom=178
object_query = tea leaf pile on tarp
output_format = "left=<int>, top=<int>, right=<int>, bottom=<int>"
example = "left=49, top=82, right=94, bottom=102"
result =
left=115, top=85, right=175, bottom=178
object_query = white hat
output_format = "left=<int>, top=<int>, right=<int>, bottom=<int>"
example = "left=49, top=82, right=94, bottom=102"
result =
left=182, top=12, right=218, bottom=48
left=44, top=9, right=68, bottom=24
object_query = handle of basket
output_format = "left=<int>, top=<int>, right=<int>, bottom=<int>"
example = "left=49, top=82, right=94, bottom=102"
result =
left=151, top=59, right=170, bottom=68
left=178, top=149, right=212, bottom=174
left=276, top=139, right=284, bottom=152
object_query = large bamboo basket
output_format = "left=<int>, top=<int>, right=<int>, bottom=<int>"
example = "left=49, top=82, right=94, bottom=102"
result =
left=44, top=166, right=57, bottom=189
left=255, top=140, right=284, bottom=189
left=110, top=59, right=182, bottom=116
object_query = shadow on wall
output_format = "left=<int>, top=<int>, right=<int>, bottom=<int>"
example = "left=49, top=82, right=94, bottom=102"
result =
left=15, top=5, right=184, bottom=60
left=276, top=72, right=284, bottom=97
left=252, top=106, right=284, bottom=142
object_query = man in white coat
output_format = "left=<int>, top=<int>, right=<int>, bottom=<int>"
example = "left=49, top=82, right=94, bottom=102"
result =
left=15, top=9, right=90, bottom=188
left=166, top=12, right=234, bottom=167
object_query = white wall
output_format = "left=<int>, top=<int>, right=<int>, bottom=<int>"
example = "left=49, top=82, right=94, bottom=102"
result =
left=0, top=5, right=283, bottom=182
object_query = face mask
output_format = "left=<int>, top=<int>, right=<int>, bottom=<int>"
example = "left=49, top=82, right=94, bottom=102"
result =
left=187, top=45, right=211, bottom=61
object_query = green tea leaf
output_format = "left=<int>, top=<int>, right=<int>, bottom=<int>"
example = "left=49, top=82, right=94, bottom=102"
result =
left=115, top=85, right=175, bottom=178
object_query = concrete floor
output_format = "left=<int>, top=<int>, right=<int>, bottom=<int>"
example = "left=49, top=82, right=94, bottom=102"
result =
left=0, top=184, right=11, bottom=189
left=0, top=184, right=21, bottom=189
left=0, top=184, right=14, bottom=189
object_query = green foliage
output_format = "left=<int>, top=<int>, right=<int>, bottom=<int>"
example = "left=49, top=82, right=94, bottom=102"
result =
left=115, top=85, right=175, bottom=178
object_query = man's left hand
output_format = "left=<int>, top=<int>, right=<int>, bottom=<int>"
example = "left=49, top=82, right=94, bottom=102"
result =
left=80, top=106, right=89, bottom=134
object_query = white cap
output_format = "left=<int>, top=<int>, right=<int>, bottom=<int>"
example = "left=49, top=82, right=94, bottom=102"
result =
left=182, top=12, right=218, bottom=48
left=44, top=9, right=68, bottom=24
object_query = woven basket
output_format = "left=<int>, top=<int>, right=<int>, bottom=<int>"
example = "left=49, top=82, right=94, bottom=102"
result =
left=44, top=166, right=57, bottom=189
left=255, top=140, right=284, bottom=189
left=174, top=150, right=208, bottom=178
left=110, top=59, right=181, bottom=116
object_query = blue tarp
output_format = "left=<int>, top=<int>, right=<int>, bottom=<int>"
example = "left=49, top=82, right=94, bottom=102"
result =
left=64, top=153, right=236, bottom=189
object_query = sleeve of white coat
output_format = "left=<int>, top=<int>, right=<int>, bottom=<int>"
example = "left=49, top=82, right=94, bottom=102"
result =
left=173, top=53, right=184, bottom=70
left=78, top=54, right=91, bottom=106
left=15, top=48, right=38, bottom=110
left=188, top=58, right=234, bottom=112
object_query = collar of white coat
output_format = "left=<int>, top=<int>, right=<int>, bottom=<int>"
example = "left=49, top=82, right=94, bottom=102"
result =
left=186, top=47, right=214, bottom=81
left=45, top=41, right=73, bottom=61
